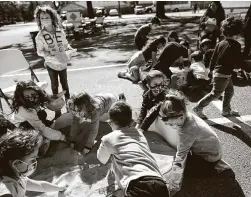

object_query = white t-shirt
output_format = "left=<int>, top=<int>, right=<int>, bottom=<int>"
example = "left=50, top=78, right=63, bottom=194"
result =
left=0, top=176, right=27, bottom=197
left=190, top=61, right=210, bottom=80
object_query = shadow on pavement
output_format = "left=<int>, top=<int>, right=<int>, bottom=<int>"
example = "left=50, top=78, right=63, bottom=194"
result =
left=206, top=119, right=251, bottom=148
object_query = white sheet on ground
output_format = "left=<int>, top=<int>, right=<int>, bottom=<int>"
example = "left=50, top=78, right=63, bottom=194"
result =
left=26, top=136, right=174, bottom=197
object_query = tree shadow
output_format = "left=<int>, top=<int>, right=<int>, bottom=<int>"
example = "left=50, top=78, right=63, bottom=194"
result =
left=206, top=119, right=251, bottom=148
left=176, top=175, right=245, bottom=197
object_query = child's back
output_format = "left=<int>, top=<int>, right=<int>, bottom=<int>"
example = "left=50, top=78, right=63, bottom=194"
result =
left=190, top=61, right=209, bottom=80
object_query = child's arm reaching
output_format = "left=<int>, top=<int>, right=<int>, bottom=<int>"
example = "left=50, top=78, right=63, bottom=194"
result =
left=26, top=178, right=67, bottom=193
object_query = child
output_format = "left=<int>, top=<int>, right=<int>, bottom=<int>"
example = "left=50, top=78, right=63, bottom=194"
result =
left=134, top=16, right=161, bottom=50
left=0, top=129, right=67, bottom=197
left=118, top=36, right=166, bottom=83
left=136, top=70, right=169, bottom=129
left=139, top=90, right=230, bottom=196
left=67, top=92, right=126, bottom=154
left=199, top=38, right=214, bottom=69
left=0, top=115, right=16, bottom=137
left=34, top=5, right=75, bottom=118
left=167, top=31, right=180, bottom=43
left=97, top=101, right=169, bottom=197
left=151, top=41, right=189, bottom=79
left=187, top=51, right=210, bottom=89
left=11, top=81, right=66, bottom=142
left=193, top=17, right=251, bottom=118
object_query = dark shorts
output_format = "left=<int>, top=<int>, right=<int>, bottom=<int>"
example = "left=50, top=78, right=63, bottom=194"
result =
left=125, top=176, right=169, bottom=197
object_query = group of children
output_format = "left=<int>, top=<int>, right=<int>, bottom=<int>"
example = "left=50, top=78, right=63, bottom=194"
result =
left=0, top=3, right=250, bottom=197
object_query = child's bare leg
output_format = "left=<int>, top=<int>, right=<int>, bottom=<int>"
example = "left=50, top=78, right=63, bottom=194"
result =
left=129, top=66, right=140, bottom=82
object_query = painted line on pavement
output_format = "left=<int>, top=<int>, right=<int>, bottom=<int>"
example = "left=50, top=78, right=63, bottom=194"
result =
left=0, top=63, right=127, bottom=78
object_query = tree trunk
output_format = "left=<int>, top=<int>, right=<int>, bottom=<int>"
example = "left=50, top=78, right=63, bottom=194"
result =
left=156, top=1, right=167, bottom=19
left=86, top=1, right=94, bottom=19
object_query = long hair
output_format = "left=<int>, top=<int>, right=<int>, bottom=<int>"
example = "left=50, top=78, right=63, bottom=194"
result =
left=142, top=35, right=166, bottom=52
left=201, top=1, right=225, bottom=28
left=12, top=81, right=49, bottom=113
left=72, top=92, right=100, bottom=117
left=34, top=5, right=61, bottom=30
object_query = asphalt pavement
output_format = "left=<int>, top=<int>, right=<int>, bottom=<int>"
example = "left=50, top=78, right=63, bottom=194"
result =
left=0, top=11, right=251, bottom=196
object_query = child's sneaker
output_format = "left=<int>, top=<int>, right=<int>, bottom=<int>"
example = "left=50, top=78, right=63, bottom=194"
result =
left=193, top=106, right=206, bottom=119
left=221, top=110, right=239, bottom=117
left=118, top=93, right=126, bottom=101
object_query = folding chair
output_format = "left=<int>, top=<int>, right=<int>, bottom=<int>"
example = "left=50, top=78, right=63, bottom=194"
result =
left=0, top=49, right=48, bottom=113
left=95, top=16, right=106, bottom=32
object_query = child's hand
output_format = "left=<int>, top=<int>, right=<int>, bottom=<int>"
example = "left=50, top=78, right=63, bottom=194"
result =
left=58, top=185, right=68, bottom=192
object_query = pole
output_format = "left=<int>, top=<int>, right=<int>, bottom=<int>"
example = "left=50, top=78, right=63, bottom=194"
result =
left=118, top=1, right=122, bottom=18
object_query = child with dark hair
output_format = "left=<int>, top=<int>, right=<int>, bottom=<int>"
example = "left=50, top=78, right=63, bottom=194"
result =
left=199, top=38, right=214, bottom=68
left=97, top=101, right=169, bottom=197
left=151, top=41, right=189, bottom=79
left=187, top=51, right=210, bottom=89
left=0, top=115, right=16, bottom=137
left=0, top=129, right=67, bottom=197
left=118, top=36, right=166, bottom=83
left=136, top=70, right=169, bottom=129
left=194, top=17, right=251, bottom=118
left=139, top=90, right=230, bottom=196
left=34, top=5, right=76, bottom=118
left=134, top=16, right=161, bottom=50
left=67, top=92, right=125, bottom=154
left=168, top=31, right=180, bottom=43
left=11, top=80, right=66, bottom=142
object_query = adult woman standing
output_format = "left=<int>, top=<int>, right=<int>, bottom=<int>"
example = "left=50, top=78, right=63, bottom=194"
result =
left=199, top=1, right=225, bottom=46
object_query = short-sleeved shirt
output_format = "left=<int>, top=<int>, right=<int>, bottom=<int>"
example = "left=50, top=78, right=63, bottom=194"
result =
left=134, top=24, right=151, bottom=40
left=142, top=43, right=158, bottom=61
left=0, top=176, right=27, bottom=197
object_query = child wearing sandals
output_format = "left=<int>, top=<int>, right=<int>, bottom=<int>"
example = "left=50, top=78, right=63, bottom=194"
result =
left=67, top=92, right=126, bottom=154
left=118, top=36, right=166, bottom=83
left=0, top=129, right=67, bottom=197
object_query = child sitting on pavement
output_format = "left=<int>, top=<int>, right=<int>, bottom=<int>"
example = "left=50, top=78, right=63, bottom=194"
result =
left=199, top=38, right=214, bottom=69
left=0, top=129, right=67, bottom=197
left=139, top=89, right=232, bottom=196
left=97, top=101, right=170, bottom=197
left=136, top=70, right=170, bottom=129
left=187, top=51, right=210, bottom=90
left=167, top=31, right=180, bottom=43
left=193, top=16, right=251, bottom=118
left=134, top=16, right=161, bottom=50
left=118, top=36, right=166, bottom=83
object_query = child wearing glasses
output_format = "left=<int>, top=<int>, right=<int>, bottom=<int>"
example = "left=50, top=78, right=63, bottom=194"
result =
left=140, top=90, right=231, bottom=196
left=97, top=101, right=170, bottom=197
left=0, top=129, right=67, bottom=197
left=67, top=92, right=126, bottom=154
left=136, top=70, right=169, bottom=130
